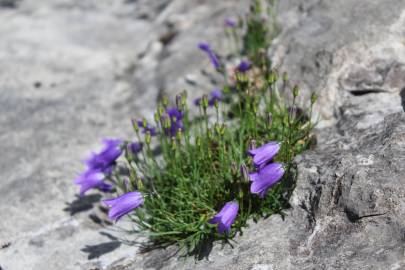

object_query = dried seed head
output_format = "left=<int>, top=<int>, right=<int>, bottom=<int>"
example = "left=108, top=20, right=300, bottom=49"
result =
left=231, top=162, right=238, bottom=175
left=249, top=139, right=256, bottom=150
left=240, top=163, right=249, bottom=183
left=267, top=112, right=273, bottom=128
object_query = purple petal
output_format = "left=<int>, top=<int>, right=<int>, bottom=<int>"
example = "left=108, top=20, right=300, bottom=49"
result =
left=128, top=142, right=143, bottom=154
left=225, top=18, right=237, bottom=28
left=237, top=60, right=251, bottom=72
left=248, top=141, right=280, bottom=168
left=249, top=172, right=259, bottom=182
left=85, top=138, right=123, bottom=171
left=74, top=169, right=105, bottom=196
left=198, top=42, right=220, bottom=69
left=210, top=201, right=238, bottom=234
left=194, top=97, right=202, bottom=106
left=250, top=163, right=284, bottom=198
left=103, top=192, right=144, bottom=221
left=198, top=42, right=210, bottom=52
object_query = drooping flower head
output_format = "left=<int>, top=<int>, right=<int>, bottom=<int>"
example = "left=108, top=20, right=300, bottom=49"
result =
left=74, top=169, right=113, bottom=196
left=249, top=163, right=284, bottom=198
left=128, top=142, right=143, bottom=155
left=237, top=60, right=251, bottom=73
left=85, top=138, right=123, bottom=173
left=198, top=42, right=220, bottom=69
left=248, top=141, right=280, bottom=168
left=209, top=201, right=239, bottom=234
left=137, top=120, right=157, bottom=136
left=208, top=89, right=222, bottom=106
left=103, top=191, right=144, bottom=222
left=224, top=18, right=237, bottom=28
left=164, top=107, right=184, bottom=137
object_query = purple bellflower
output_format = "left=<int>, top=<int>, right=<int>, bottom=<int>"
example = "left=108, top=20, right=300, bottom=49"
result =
left=137, top=120, right=157, bottom=136
left=209, top=201, right=239, bottom=234
left=85, top=139, right=123, bottom=173
left=225, top=18, right=237, bottom=28
left=237, top=60, right=251, bottom=73
left=128, top=142, right=143, bottom=155
left=103, top=191, right=144, bottom=222
left=198, top=42, right=220, bottom=69
left=249, top=163, right=284, bottom=198
left=165, top=107, right=184, bottom=137
left=208, top=89, right=222, bottom=106
left=74, top=169, right=113, bottom=196
left=248, top=141, right=280, bottom=168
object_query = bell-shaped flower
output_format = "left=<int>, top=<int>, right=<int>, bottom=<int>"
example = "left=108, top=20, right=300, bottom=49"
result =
left=74, top=169, right=113, bottom=196
left=247, top=141, right=280, bottom=168
left=137, top=120, right=157, bottom=136
left=164, top=107, right=184, bottom=137
left=249, top=163, right=284, bottom=198
left=237, top=60, right=251, bottom=73
left=85, top=138, right=123, bottom=173
left=128, top=142, right=143, bottom=155
left=208, top=201, right=239, bottom=234
left=103, top=191, right=144, bottom=222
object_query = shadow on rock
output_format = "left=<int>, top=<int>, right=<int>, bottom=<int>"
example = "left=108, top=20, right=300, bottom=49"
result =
left=400, top=87, right=405, bottom=112
left=81, top=241, right=121, bottom=260
left=63, top=194, right=102, bottom=215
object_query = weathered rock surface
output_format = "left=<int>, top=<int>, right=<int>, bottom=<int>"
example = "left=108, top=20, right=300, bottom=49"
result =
left=1, top=0, right=405, bottom=269
left=0, top=0, right=249, bottom=269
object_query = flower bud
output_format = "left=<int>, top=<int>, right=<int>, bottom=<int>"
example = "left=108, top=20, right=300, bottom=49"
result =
left=171, top=137, right=176, bottom=150
left=137, top=177, right=144, bottom=191
left=282, top=71, right=288, bottom=82
left=145, top=130, right=151, bottom=145
left=269, top=70, right=278, bottom=84
left=154, top=112, right=160, bottom=124
left=201, top=94, right=209, bottom=109
left=176, top=128, right=182, bottom=141
left=131, top=118, right=139, bottom=133
left=311, top=92, right=318, bottom=105
left=162, top=95, right=169, bottom=108
left=176, top=94, right=182, bottom=111
left=158, top=105, right=165, bottom=117
left=207, top=128, right=213, bottom=140
left=214, top=98, right=219, bottom=109
left=142, top=118, right=148, bottom=128
left=293, top=85, right=299, bottom=98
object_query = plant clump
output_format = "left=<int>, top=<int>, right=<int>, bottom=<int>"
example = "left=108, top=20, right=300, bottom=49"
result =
left=74, top=0, right=317, bottom=257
